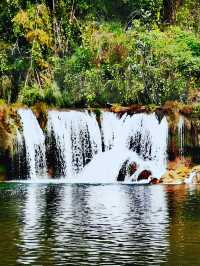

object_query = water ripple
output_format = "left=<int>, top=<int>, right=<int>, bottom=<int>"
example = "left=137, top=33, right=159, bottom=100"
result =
left=0, top=184, right=199, bottom=265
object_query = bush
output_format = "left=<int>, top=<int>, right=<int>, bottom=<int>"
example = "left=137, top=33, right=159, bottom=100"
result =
left=54, top=22, right=200, bottom=107
left=18, top=85, right=44, bottom=106
left=44, top=82, right=63, bottom=107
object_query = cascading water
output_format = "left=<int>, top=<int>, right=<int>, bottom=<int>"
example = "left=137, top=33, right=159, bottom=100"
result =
left=100, top=112, right=126, bottom=151
left=47, top=110, right=102, bottom=178
left=15, top=109, right=168, bottom=183
left=178, top=116, right=184, bottom=157
left=12, top=129, right=27, bottom=179
left=80, top=112, right=168, bottom=182
left=17, top=109, right=47, bottom=180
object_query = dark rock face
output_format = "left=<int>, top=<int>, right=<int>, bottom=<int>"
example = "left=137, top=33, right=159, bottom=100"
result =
left=0, top=106, right=27, bottom=180
left=168, top=128, right=179, bottom=161
left=117, top=161, right=137, bottom=181
left=189, top=118, right=200, bottom=163
left=137, top=170, right=152, bottom=181
left=117, top=160, right=129, bottom=181
left=128, top=162, right=137, bottom=176
left=155, top=110, right=165, bottom=123
left=150, top=178, right=159, bottom=184
left=167, top=115, right=200, bottom=164
left=9, top=137, right=29, bottom=180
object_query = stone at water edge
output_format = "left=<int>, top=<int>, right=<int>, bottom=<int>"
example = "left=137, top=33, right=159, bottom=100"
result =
left=138, top=170, right=152, bottom=181
left=117, top=161, right=137, bottom=181
left=160, top=166, right=191, bottom=184
left=117, top=160, right=129, bottom=181
left=185, top=165, right=200, bottom=184
left=150, top=178, right=160, bottom=184
left=128, top=162, right=137, bottom=176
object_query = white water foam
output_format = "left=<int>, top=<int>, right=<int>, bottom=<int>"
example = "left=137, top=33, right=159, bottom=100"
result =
left=47, top=110, right=102, bottom=178
left=15, top=109, right=168, bottom=183
left=76, top=112, right=168, bottom=182
left=18, top=109, right=47, bottom=179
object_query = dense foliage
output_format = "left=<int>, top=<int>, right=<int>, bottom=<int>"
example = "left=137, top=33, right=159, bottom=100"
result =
left=0, top=0, right=200, bottom=107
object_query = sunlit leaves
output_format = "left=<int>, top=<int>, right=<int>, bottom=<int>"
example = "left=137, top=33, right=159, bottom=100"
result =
left=12, top=4, right=52, bottom=47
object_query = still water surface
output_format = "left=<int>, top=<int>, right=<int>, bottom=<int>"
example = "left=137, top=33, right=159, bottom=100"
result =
left=0, top=183, right=200, bottom=265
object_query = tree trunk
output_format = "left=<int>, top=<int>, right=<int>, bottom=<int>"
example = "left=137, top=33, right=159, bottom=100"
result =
left=162, top=0, right=183, bottom=24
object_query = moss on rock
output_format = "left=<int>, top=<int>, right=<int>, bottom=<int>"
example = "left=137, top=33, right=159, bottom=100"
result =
left=161, top=157, right=192, bottom=184
left=0, top=104, right=19, bottom=153
left=32, top=102, right=48, bottom=129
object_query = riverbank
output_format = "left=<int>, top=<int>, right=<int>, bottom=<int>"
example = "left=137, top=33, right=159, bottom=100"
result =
left=161, top=159, right=200, bottom=184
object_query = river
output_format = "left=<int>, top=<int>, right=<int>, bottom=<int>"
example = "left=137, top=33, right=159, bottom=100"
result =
left=0, top=183, right=199, bottom=265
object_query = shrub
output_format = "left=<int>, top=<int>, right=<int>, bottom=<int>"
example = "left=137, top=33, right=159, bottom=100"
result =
left=18, top=85, right=44, bottom=106
left=54, top=23, right=200, bottom=107
left=44, top=82, right=63, bottom=107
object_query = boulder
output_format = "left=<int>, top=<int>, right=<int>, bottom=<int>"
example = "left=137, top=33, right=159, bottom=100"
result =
left=150, top=178, right=159, bottom=184
left=117, top=161, right=137, bottom=181
left=185, top=165, right=200, bottom=184
left=161, top=166, right=190, bottom=184
left=117, top=160, right=129, bottom=181
left=138, top=170, right=152, bottom=181
left=128, top=162, right=137, bottom=176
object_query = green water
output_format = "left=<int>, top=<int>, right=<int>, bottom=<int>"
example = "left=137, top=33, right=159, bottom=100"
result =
left=0, top=183, right=200, bottom=265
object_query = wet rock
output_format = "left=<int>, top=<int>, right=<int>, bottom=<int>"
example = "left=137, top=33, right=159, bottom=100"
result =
left=161, top=157, right=193, bottom=184
left=0, top=164, right=6, bottom=181
left=185, top=165, right=200, bottom=184
left=155, top=110, right=165, bottom=123
left=150, top=178, right=159, bottom=184
left=117, top=161, right=137, bottom=181
left=111, top=104, right=147, bottom=116
left=47, top=166, right=54, bottom=178
left=128, top=162, right=137, bottom=176
left=161, top=165, right=191, bottom=184
left=117, top=160, right=129, bottom=181
left=32, top=103, right=48, bottom=129
left=138, top=170, right=152, bottom=181
left=191, top=174, right=200, bottom=184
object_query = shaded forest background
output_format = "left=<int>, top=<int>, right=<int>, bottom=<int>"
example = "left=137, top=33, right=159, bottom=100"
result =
left=0, top=0, right=200, bottom=107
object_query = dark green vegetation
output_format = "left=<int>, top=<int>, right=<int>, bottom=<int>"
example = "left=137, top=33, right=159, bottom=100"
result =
left=0, top=0, right=200, bottom=107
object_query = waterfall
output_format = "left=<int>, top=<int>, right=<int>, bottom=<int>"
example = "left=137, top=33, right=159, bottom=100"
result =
left=47, top=110, right=102, bottom=178
left=178, top=116, right=184, bottom=157
left=101, top=112, right=126, bottom=151
left=80, top=112, right=168, bottom=182
left=15, top=109, right=168, bottom=182
left=101, top=112, right=168, bottom=163
left=18, top=109, right=47, bottom=179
